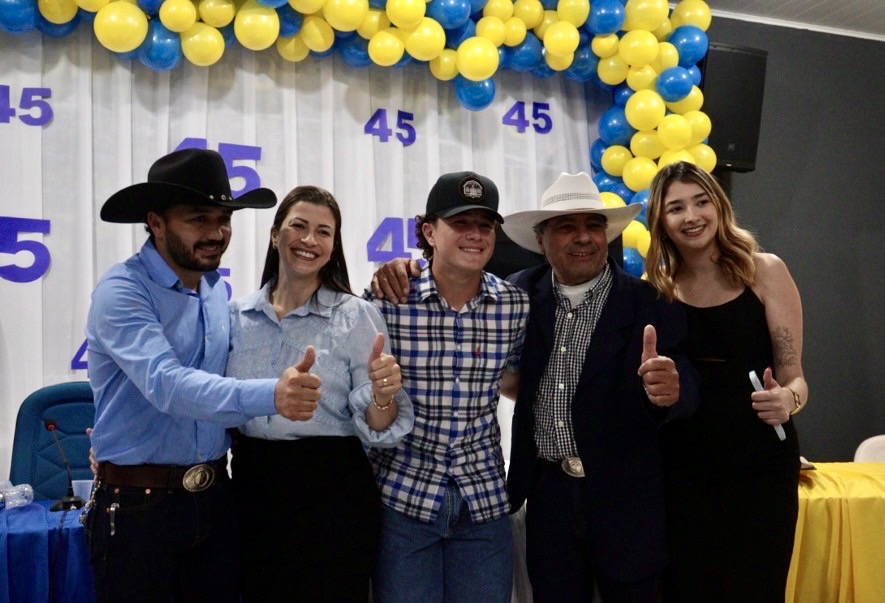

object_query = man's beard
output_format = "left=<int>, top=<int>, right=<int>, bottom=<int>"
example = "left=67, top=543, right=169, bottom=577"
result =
left=165, top=229, right=227, bottom=273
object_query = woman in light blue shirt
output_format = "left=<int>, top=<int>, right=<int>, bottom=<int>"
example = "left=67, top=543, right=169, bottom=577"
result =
left=226, top=186, right=414, bottom=602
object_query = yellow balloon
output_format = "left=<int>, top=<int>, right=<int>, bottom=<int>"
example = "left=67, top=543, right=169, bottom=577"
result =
left=456, top=35, right=499, bottom=81
left=648, top=41, right=678, bottom=73
left=76, top=0, right=109, bottom=13
left=591, top=33, right=619, bottom=58
left=622, top=156, right=658, bottom=192
left=234, top=0, right=281, bottom=51
left=622, top=220, right=648, bottom=249
left=93, top=2, right=148, bottom=52
left=601, top=145, right=633, bottom=177
left=386, top=0, right=424, bottom=29
left=618, top=29, right=658, bottom=66
left=532, top=10, right=558, bottom=41
left=623, top=0, right=668, bottom=31
left=181, top=22, right=225, bottom=66
left=626, top=64, right=657, bottom=91
left=289, top=0, right=325, bottom=14
left=405, top=17, right=446, bottom=60
left=429, top=48, right=459, bottom=81
left=544, top=50, right=573, bottom=71
left=597, top=54, right=628, bottom=85
left=503, top=17, right=527, bottom=47
left=368, top=28, right=405, bottom=66
left=670, top=0, right=712, bottom=31
left=159, top=0, right=197, bottom=33
left=683, top=110, right=712, bottom=145
left=599, top=191, right=626, bottom=208
left=38, top=0, right=78, bottom=24
left=658, top=148, right=696, bottom=168
left=476, top=16, right=506, bottom=47
left=657, top=113, right=692, bottom=150
left=651, top=17, right=672, bottom=41
left=624, top=89, right=665, bottom=130
left=299, top=15, right=334, bottom=52
left=513, top=0, right=543, bottom=29
left=688, top=143, right=717, bottom=172
left=482, top=0, right=513, bottom=21
left=556, top=0, right=589, bottom=28
left=323, top=0, right=368, bottom=32
left=665, top=85, right=704, bottom=114
left=198, top=0, right=235, bottom=28
left=630, top=129, right=665, bottom=159
left=276, top=33, right=311, bottom=62
left=543, top=21, right=579, bottom=57
left=357, top=9, right=390, bottom=40
left=636, top=228, right=650, bottom=257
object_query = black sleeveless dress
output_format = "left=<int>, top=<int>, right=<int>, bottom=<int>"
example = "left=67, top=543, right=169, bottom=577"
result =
left=662, top=287, right=800, bottom=603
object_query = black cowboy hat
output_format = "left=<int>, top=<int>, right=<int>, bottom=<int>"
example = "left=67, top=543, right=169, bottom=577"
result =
left=100, top=148, right=277, bottom=223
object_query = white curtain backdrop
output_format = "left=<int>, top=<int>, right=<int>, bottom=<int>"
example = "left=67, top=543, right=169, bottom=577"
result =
left=0, top=28, right=607, bottom=477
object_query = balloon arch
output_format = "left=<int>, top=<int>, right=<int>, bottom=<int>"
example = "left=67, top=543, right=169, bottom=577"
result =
left=2, top=0, right=716, bottom=275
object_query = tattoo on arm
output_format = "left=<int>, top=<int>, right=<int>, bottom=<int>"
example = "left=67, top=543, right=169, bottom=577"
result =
left=771, top=326, right=798, bottom=369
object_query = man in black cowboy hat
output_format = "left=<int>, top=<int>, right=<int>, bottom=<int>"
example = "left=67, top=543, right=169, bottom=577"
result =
left=85, top=149, right=321, bottom=602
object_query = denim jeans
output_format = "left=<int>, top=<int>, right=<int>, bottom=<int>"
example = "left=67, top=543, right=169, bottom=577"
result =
left=373, top=483, right=513, bottom=603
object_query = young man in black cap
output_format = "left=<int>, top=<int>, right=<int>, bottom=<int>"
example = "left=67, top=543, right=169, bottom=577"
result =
left=85, top=148, right=321, bottom=602
left=365, top=171, right=529, bottom=602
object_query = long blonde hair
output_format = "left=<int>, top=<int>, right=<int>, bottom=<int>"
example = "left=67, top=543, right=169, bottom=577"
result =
left=645, top=162, right=758, bottom=301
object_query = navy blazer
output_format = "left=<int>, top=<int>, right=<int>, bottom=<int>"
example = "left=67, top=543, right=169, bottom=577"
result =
left=507, top=260, right=699, bottom=582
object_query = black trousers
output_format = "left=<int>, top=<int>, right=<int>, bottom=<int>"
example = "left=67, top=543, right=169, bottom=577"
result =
left=232, top=435, right=381, bottom=602
left=86, top=471, right=239, bottom=603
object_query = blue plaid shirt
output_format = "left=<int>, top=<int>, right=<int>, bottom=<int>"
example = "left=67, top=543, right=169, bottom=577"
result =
left=365, top=264, right=529, bottom=523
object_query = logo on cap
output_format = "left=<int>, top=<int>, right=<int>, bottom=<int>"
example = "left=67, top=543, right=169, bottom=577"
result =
left=461, top=177, right=484, bottom=201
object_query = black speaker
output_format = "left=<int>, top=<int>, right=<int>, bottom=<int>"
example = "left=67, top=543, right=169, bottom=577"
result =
left=699, top=42, right=768, bottom=173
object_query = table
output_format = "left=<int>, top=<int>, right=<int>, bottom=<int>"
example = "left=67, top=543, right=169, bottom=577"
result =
left=0, top=500, right=94, bottom=603
left=786, top=462, right=885, bottom=603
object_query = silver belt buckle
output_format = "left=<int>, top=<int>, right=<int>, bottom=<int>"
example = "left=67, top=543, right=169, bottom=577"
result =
left=182, top=463, right=216, bottom=492
left=561, top=457, right=585, bottom=478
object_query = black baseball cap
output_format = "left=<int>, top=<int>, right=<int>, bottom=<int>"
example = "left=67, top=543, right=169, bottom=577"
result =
left=425, top=171, right=503, bottom=223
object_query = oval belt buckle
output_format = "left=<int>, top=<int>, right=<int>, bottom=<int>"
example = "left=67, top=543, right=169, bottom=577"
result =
left=182, top=464, right=215, bottom=492
left=561, top=457, right=585, bottom=478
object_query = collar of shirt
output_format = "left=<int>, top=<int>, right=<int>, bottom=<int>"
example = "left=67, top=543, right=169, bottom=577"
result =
left=239, top=281, right=343, bottom=323
left=551, top=261, right=612, bottom=310
left=416, top=262, right=504, bottom=307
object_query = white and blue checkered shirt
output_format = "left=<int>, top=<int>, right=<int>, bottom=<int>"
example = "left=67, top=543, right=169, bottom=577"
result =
left=365, top=264, right=529, bottom=523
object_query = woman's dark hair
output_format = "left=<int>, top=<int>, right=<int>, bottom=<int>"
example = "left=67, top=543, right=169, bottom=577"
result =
left=260, top=185, right=352, bottom=294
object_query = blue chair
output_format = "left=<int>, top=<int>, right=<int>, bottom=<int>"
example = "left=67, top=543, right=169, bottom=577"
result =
left=9, top=382, right=95, bottom=501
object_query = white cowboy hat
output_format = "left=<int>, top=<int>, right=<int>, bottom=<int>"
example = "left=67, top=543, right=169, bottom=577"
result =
left=502, top=172, right=641, bottom=252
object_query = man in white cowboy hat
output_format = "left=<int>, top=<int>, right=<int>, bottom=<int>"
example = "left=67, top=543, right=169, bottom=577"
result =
left=503, top=172, right=699, bottom=602
left=85, top=148, right=322, bottom=602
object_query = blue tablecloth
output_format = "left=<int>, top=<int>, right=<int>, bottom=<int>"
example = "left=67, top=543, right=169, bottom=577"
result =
left=0, top=500, right=94, bottom=603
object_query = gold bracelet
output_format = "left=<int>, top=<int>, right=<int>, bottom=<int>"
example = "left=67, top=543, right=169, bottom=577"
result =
left=786, top=387, right=803, bottom=415
left=372, top=395, right=393, bottom=411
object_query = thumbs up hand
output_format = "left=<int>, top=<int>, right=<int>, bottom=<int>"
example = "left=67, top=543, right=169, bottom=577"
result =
left=369, top=333, right=401, bottom=407
left=275, top=346, right=322, bottom=421
left=637, top=325, right=680, bottom=407
left=750, top=367, right=792, bottom=426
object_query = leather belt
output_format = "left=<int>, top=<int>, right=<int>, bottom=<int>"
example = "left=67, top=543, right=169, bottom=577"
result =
left=98, top=457, right=227, bottom=492
left=537, top=456, right=585, bottom=478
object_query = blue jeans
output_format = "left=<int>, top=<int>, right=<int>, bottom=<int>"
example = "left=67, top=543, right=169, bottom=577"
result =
left=373, top=484, right=513, bottom=603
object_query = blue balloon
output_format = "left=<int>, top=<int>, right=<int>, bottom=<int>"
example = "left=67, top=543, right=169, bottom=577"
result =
left=564, top=45, right=598, bottom=82
left=335, top=29, right=356, bottom=39
left=540, top=0, right=557, bottom=9
left=687, top=64, right=702, bottom=86
left=77, top=7, right=95, bottom=23
left=531, top=60, right=555, bottom=79
left=629, top=189, right=649, bottom=225
left=427, top=0, right=470, bottom=30
left=590, top=138, right=607, bottom=172
left=36, top=12, right=80, bottom=37
left=592, top=172, right=620, bottom=193
left=597, top=106, right=635, bottom=146
left=138, top=19, right=183, bottom=71
left=445, top=18, right=475, bottom=50
left=590, top=72, right=615, bottom=93
left=508, top=33, right=542, bottom=73
left=368, top=0, right=385, bottom=7
left=277, top=5, right=303, bottom=37
left=655, top=66, right=693, bottom=102
left=612, top=83, right=633, bottom=107
left=257, top=0, right=288, bottom=7
left=137, top=0, right=163, bottom=16
left=669, top=25, right=709, bottom=67
left=497, top=46, right=509, bottom=71
left=338, top=34, right=371, bottom=68
left=0, top=0, right=36, bottom=33
left=114, top=48, right=140, bottom=61
left=585, top=0, right=623, bottom=35
left=454, top=75, right=496, bottom=111
left=469, top=0, right=485, bottom=17
left=311, top=43, right=337, bottom=58
left=219, top=24, right=237, bottom=47
left=622, top=247, right=644, bottom=277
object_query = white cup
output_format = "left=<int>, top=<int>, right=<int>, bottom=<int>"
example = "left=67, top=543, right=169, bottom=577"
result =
left=72, top=479, right=93, bottom=502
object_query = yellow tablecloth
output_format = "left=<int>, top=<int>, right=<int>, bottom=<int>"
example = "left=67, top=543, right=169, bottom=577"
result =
left=787, top=462, right=885, bottom=603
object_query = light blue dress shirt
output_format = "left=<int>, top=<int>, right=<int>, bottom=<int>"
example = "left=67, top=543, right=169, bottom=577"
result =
left=228, top=283, right=414, bottom=448
left=86, top=240, right=278, bottom=465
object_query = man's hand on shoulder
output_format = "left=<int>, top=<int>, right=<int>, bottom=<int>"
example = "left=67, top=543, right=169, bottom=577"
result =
left=370, top=258, right=420, bottom=303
